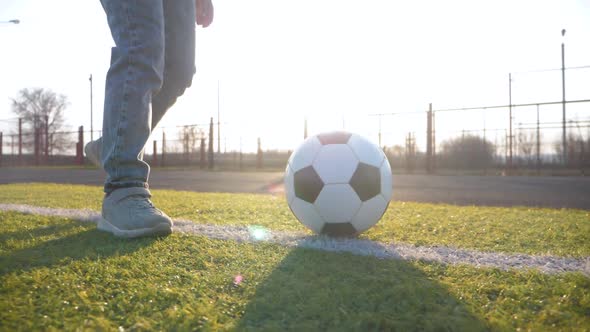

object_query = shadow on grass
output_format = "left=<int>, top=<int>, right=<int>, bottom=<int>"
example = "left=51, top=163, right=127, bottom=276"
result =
left=0, top=224, right=157, bottom=277
left=234, top=245, right=488, bottom=331
left=0, top=222, right=80, bottom=243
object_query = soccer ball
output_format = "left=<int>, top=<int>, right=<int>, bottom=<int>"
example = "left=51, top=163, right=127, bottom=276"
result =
left=284, top=131, right=393, bottom=236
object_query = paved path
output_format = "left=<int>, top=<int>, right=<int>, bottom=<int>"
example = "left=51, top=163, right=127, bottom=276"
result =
left=0, top=168, right=589, bottom=210
left=0, top=168, right=279, bottom=194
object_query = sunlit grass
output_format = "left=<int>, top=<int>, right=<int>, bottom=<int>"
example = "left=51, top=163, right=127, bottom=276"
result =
left=1, top=211, right=588, bottom=331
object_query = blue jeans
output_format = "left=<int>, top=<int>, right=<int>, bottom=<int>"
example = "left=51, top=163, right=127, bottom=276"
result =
left=100, top=0, right=196, bottom=193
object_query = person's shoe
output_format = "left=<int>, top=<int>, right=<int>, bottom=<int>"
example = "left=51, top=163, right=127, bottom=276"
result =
left=84, top=138, right=102, bottom=166
left=98, top=187, right=173, bottom=238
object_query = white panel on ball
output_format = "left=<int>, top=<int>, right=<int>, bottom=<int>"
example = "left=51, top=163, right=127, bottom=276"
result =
left=289, top=197, right=324, bottom=233
left=351, top=195, right=388, bottom=232
left=313, top=144, right=358, bottom=184
left=284, top=164, right=296, bottom=205
left=288, top=136, right=322, bottom=172
left=380, top=158, right=393, bottom=200
left=314, top=184, right=361, bottom=223
left=347, top=134, right=385, bottom=167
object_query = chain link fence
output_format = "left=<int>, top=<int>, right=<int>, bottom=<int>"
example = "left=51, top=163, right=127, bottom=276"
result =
left=1, top=103, right=589, bottom=172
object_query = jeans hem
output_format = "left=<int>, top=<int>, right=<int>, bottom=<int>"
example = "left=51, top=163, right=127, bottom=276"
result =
left=104, top=182, right=149, bottom=195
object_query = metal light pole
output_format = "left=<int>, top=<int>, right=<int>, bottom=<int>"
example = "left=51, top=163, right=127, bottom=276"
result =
left=561, top=29, right=567, bottom=166
left=508, top=73, right=513, bottom=169
left=89, top=74, right=94, bottom=141
left=217, top=80, right=220, bottom=155
left=536, top=104, right=540, bottom=169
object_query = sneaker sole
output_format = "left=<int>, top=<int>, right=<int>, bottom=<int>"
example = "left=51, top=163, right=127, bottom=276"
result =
left=97, top=217, right=172, bottom=238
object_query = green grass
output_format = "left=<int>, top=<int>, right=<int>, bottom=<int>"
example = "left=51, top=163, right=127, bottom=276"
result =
left=1, top=211, right=589, bottom=331
left=0, top=183, right=589, bottom=257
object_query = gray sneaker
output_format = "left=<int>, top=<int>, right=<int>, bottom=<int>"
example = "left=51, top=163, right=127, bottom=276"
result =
left=84, top=138, right=102, bottom=166
left=98, top=187, right=173, bottom=238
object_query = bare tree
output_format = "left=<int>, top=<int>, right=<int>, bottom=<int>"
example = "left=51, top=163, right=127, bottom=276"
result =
left=178, top=125, right=203, bottom=160
left=384, top=144, right=405, bottom=169
left=439, top=134, right=494, bottom=169
left=517, top=130, right=535, bottom=166
left=553, top=132, right=590, bottom=167
left=11, top=88, right=71, bottom=154
left=553, top=139, right=564, bottom=165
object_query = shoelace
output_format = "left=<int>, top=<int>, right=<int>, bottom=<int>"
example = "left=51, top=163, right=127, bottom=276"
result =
left=124, top=195, right=156, bottom=211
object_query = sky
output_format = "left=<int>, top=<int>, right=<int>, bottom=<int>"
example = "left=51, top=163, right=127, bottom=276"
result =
left=0, top=0, right=589, bottom=153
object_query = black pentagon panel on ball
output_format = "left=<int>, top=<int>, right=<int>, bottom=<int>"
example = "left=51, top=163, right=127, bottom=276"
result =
left=349, top=162, right=381, bottom=201
left=294, top=166, right=324, bottom=203
left=321, top=222, right=358, bottom=237
left=317, top=131, right=352, bottom=145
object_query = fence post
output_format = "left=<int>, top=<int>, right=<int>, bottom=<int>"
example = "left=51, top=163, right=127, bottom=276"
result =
left=152, top=140, right=158, bottom=167
left=18, top=118, right=22, bottom=165
left=426, top=104, right=432, bottom=173
left=76, top=126, right=84, bottom=165
left=208, top=117, right=214, bottom=169
left=44, top=115, right=49, bottom=164
left=405, top=132, right=415, bottom=173
left=200, top=138, right=206, bottom=169
left=405, top=134, right=408, bottom=172
left=0, top=132, right=3, bottom=167
left=432, top=107, right=436, bottom=172
left=75, top=141, right=80, bottom=164
left=80, top=125, right=84, bottom=165
left=239, top=137, right=243, bottom=171
left=183, top=131, right=189, bottom=163
left=34, top=119, right=40, bottom=166
left=161, top=131, right=166, bottom=167
left=257, top=137, right=263, bottom=169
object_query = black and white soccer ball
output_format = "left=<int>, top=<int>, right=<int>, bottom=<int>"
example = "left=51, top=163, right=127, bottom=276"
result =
left=285, top=131, right=393, bottom=236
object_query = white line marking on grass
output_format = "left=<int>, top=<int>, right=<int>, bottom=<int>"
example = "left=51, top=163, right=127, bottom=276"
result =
left=1, top=203, right=588, bottom=275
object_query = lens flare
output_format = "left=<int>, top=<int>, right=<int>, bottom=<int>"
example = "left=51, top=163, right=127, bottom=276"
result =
left=248, top=225, right=269, bottom=241
left=233, top=275, right=243, bottom=285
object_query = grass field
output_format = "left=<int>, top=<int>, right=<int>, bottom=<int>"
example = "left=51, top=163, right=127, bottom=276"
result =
left=1, top=183, right=589, bottom=331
